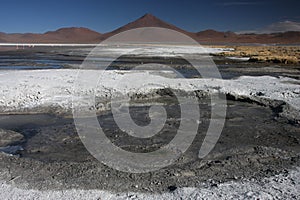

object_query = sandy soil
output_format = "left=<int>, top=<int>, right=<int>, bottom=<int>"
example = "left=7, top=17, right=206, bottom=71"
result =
left=215, top=45, right=300, bottom=64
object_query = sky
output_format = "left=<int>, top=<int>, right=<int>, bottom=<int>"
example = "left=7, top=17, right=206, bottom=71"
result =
left=0, top=0, right=299, bottom=33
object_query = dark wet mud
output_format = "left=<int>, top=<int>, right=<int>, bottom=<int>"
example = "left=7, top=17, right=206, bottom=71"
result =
left=0, top=97, right=299, bottom=193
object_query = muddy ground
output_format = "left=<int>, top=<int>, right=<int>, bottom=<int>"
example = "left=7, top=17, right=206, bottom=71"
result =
left=0, top=96, right=299, bottom=193
left=0, top=47, right=299, bottom=194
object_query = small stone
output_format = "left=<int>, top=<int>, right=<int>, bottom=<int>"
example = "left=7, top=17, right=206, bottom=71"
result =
left=211, top=183, right=218, bottom=188
left=167, top=185, right=177, bottom=192
left=0, top=129, right=24, bottom=147
left=181, top=171, right=195, bottom=177
left=246, top=191, right=254, bottom=197
left=256, top=92, right=265, bottom=96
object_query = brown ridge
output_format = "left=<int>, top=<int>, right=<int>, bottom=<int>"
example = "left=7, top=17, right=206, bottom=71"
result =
left=0, top=14, right=299, bottom=44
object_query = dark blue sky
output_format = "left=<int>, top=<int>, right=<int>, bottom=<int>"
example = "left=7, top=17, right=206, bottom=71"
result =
left=0, top=0, right=299, bottom=33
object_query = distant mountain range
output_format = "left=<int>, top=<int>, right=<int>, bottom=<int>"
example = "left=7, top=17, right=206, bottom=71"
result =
left=0, top=14, right=299, bottom=44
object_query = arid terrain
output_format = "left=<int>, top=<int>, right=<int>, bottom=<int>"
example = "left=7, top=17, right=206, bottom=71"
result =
left=0, top=44, right=299, bottom=199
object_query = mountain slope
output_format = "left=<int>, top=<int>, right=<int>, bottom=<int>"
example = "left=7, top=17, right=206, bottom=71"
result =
left=99, top=13, right=199, bottom=42
left=0, top=14, right=299, bottom=44
left=0, top=27, right=102, bottom=43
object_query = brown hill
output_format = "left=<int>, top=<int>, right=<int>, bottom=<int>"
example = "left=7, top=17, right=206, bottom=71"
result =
left=196, top=30, right=237, bottom=43
left=43, top=27, right=102, bottom=43
left=0, top=14, right=299, bottom=44
left=0, top=27, right=102, bottom=43
left=0, top=32, right=8, bottom=42
left=196, top=30, right=300, bottom=44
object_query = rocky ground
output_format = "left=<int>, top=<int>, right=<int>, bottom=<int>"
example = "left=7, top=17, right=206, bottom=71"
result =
left=0, top=167, right=299, bottom=199
left=0, top=101, right=299, bottom=199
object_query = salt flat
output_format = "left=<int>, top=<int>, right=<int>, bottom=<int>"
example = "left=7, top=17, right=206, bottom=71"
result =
left=0, top=69, right=299, bottom=120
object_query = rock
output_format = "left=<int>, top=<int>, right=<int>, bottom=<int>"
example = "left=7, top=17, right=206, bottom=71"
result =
left=167, top=185, right=177, bottom=192
left=0, top=129, right=24, bottom=147
left=256, top=92, right=265, bottom=96
left=0, top=145, right=23, bottom=155
left=211, top=183, right=218, bottom=188
left=181, top=171, right=196, bottom=177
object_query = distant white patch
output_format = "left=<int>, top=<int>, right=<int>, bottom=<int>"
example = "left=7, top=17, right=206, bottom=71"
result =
left=226, top=56, right=250, bottom=61
left=237, top=21, right=300, bottom=34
